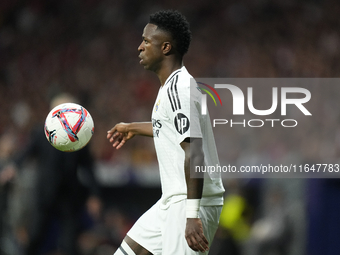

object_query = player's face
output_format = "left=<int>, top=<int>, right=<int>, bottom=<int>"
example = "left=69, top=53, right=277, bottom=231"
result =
left=138, top=23, right=167, bottom=72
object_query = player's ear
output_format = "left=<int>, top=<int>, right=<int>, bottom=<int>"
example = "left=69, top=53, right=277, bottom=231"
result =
left=162, top=42, right=172, bottom=55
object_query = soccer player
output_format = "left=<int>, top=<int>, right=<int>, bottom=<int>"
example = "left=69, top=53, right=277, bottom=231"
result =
left=107, top=10, right=225, bottom=255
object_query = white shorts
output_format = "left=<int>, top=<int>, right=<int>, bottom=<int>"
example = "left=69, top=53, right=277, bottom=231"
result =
left=127, top=199, right=222, bottom=255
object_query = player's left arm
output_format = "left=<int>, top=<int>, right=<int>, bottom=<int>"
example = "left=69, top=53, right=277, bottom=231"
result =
left=181, top=138, right=209, bottom=253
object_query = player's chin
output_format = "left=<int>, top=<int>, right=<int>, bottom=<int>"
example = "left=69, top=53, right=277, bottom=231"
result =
left=141, top=63, right=150, bottom=70
left=140, top=58, right=150, bottom=67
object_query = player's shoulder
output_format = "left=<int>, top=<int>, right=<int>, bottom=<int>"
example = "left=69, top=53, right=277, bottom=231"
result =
left=162, top=67, right=192, bottom=112
left=168, top=67, right=202, bottom=104
left=178, top=67, right=202, bottom=99
left=165, top=66, right=191, bottom=83
left=177, top=66, right=193, bottom=86
left=167, top=67, right=195, bottom=93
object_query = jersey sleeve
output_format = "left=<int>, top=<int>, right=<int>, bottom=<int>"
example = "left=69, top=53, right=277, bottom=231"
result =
left=165, top=75, right=202, bottom=144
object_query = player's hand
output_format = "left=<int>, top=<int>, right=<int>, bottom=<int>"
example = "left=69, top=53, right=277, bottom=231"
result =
left=185, top=218, right=209, bottom=252
left=107, top=123, right=135, bottom=149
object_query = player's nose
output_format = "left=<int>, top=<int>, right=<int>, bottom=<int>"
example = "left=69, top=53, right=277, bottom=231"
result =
left=138, top=42, right=144, bottom=52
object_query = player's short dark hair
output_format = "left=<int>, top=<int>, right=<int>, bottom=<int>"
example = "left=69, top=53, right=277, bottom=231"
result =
left=149, top=10, right=192, bottom=57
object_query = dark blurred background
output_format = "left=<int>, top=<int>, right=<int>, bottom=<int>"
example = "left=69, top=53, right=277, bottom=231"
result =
left=1, top=0, right=340, bottom=255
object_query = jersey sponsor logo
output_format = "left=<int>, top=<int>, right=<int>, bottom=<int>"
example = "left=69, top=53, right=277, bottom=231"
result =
left=167, top=75, right=181, bottom=112
left=152, top=118, right=162, bottom=137
left=174, top=113, right=190, bottom=134
left=152, top=118, right=162, bottom=128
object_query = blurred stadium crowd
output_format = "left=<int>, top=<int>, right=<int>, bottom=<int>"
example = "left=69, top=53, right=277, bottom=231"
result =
left=1, top=0, right=340, bottom=255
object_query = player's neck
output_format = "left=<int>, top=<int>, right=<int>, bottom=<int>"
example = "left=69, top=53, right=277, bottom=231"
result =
left=157, top=60, right=183, bottom=87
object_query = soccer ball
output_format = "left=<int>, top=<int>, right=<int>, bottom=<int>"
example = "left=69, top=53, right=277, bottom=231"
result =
left=44, top=103, right=94, bottom=152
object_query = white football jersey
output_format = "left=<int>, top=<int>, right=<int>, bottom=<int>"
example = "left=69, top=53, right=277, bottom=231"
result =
left=151, top=66, right=225, bottom=209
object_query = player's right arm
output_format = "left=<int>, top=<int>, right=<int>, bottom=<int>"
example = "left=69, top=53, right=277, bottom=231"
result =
left=107, top=122, right=153, bottom=149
